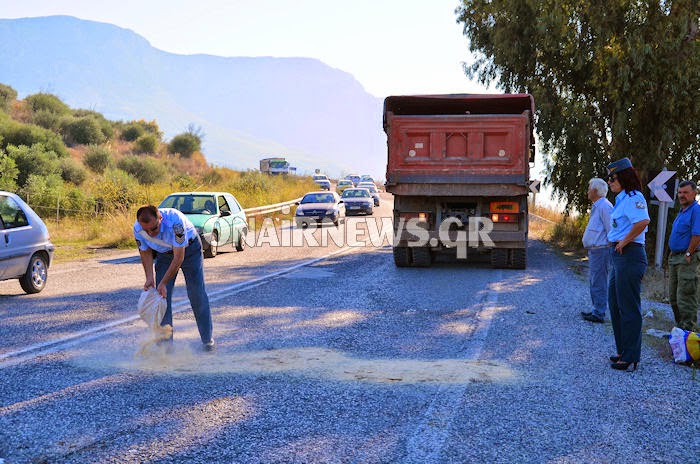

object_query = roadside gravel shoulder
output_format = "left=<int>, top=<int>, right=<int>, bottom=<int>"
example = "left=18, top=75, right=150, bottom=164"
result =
left=441, top=240, right=698, bottom=464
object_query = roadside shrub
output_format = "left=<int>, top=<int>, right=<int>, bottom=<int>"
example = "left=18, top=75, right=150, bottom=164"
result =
left=93, top=168, right=144, bottom=212
left=83, top=145, right=113, bottom=174
left=0, top=83, right=17, bottom=112
left=0, top=149, right=19, bottom=191
left=168, top=132, right=201, bottom=158
left=62, top=116, right=106, bottom=146
left=73, top=109, right=114, bottom=141
left=60, top=158, right=88, bottom=185
left=120, top=123, right=145, bottom=142
left=135, top=119, right=162, bottom=138
left=32, top=109, right=62, bottom=131
left=172, top=174, right=197, bottom=190
left=117, top=155, right=166, bottom=185
left=134, top=133, right=159, bottom=154
left=0, top=116, right=68, bottom=157
left=5, top=143, right=62, bottom=187
left=20, top=173, right=65, bottom=213
left=24, top=92, right=71, bottom=115
left=61, top=186, right=95, bottom=216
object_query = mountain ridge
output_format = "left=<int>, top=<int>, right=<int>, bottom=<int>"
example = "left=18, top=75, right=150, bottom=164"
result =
left=0, top=15, right=386, bottom=178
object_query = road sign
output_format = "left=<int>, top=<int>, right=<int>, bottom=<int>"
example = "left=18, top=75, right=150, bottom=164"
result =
left=528, top=180, right=541, bottom=194
left=647, top=170, right=676, bottom=203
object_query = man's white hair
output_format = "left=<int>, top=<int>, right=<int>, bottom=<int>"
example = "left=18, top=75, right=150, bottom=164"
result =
left=589, top=178, right=608, bottom=197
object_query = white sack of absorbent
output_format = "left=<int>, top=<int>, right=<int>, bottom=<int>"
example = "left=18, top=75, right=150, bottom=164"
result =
left=137, top=288, right=171, bottom=339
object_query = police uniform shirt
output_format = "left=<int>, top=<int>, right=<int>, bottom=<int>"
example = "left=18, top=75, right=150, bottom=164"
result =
left=133, top=208, right=198, bottom=253
left=607, top=190, right=650, bottom=245
left=668, top=201, right=700, bottom=253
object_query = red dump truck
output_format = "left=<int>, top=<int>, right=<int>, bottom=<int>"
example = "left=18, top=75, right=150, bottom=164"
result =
left=384, top=94, right=535, bottom=268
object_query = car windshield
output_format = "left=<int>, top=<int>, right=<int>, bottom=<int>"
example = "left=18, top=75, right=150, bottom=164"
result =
left=301, top=193, right=336, bottom=204
left=342, top=189, right=370, bottom=198
left=160, top=195, right=217, bottom=214
left=313, top=175, right=328, bottom=181
left=338, top=181, right=351, bottom=186
left=270, top=160, right=288, bottom=168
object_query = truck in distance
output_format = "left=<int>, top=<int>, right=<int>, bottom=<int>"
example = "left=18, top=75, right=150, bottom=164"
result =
left=383, top=94, right=535, bottom=269
left=260, top=157, right=290, bottom=175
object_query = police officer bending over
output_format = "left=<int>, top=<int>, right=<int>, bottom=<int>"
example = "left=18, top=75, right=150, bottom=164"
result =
left=134, top=205, right=215, bottom=351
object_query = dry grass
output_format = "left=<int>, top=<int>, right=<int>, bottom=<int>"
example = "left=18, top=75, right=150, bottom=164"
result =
left=47, top=173, right=315, bottom=263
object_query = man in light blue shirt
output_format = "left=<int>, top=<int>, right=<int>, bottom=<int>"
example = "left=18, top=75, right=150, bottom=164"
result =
left=581, top=178, right=613, bottom=323
left=667, top=180, right=700, bottom=330
left=134, top=205, right=214, bottom=351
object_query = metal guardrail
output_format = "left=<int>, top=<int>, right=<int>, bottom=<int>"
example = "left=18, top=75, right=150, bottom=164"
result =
left=243, top=198, right=302, bottom=217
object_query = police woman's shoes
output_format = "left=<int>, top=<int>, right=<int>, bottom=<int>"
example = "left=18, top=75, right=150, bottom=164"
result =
left=609, top=355, right=622, bottom=362
left=580, top=311, right=593, bottom=317
left=582, top=313, right=605, bottom=323
left=611, top=360, right=638, bottom=371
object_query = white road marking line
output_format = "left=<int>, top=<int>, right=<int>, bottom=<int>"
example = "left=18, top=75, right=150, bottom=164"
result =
left=0, top=246, right=358, bottom=366
left=402, top=270, right=502, bottom=464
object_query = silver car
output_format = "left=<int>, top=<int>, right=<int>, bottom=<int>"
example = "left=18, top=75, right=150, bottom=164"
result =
left=0, top=191, right=55, bottom=293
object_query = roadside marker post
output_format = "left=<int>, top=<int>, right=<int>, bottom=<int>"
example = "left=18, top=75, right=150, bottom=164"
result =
left=648, top=169, right=677, bottom=269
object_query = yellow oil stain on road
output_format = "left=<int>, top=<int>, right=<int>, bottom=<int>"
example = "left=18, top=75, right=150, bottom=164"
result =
left=75, top=344, right=516, bottom=385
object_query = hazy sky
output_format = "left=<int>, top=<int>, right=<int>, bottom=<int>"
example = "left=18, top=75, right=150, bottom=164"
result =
left=0, top=0, right=490, bottom=98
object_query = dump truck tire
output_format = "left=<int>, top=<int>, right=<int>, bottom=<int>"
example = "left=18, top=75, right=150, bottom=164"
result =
left=412, top=247, right=432, bottom=267
left=393, top=246, right=411, bottom=267
left=512, top=248, right=527, bottom=269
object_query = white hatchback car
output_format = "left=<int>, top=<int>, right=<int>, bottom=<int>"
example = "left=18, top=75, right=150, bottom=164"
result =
left=0, top=191, right=55, bottom=293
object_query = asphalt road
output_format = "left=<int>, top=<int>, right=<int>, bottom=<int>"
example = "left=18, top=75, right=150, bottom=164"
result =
left=1, top=195, right=698, bottom=463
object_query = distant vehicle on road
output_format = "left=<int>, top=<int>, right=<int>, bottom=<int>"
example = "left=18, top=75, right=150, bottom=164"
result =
left=159, top=192, right=248, bottom=258
left=345, top=174, right=361, bottom=186
left=357, top=182, right=380, bottom=206
left=336, top=179, right=354, bottom=194
left=295, top=191, right=343, bottom=228
left=312, top=174, right=331, bottom=191
left=340, top=188, right=373, bottom=216
left=0, top=191, right=55, bottom=293
left=260, top=157, right=290, bottom=175
left=360, top=175, right=374, bottom=183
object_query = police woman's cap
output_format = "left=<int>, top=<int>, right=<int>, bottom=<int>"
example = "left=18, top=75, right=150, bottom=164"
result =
left=607, top=157, right=633, bottom=174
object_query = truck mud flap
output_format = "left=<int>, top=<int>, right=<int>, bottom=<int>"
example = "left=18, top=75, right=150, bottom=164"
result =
left=491, top=248, right=527, bottom=269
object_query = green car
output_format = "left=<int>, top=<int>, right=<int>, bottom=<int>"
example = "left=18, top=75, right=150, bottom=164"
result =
left=336, top=179, right=354, bottom=194
left=159, top=191, right=248, bottom=258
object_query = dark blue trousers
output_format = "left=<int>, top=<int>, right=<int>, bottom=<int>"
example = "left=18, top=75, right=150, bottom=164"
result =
left=608, top=244, right=647, bottom=363
left=155, top=237, right=213, bottom=344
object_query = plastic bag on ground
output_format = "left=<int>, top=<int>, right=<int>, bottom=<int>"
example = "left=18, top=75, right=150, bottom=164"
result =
left=669, top=327, right=700, bottom=363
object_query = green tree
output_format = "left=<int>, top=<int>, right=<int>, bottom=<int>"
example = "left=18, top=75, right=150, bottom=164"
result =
left=117, top=155, right=166, bottom=185
left=0, top=83, right=17, bottom=112
left=120, top=123, right=145, bottom=141
left=134, top=133, right=159, bottom=154
left=168, top=132, right=202, bottom=158
left=83, top=145, right=113, bottom=174
left=5, top=143, right=62, bottom=187
left=0, top=113, right=68, bottom=157
left=0, top=148, right=19, bottom=191
left=24, top=93, right=71, bottom=116
left=62, top=116, right=107, bottom=145
left=456, top=0, right=700, bottom=210
left=60, top=158, right=88, bottom=185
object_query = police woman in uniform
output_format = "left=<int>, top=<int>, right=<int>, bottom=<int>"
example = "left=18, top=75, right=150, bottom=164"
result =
left=134, top=205, right=215, bottom=351
left=606, top=158, right=650, bottom=371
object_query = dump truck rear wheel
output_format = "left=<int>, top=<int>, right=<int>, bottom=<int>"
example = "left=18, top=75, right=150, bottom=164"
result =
left=512, top=248, right=526, bottom=269
left=491, top=248, right=508, bottom=268
left=393, top=246, right=411, bottom=267
left=412, top=247, right=432, bottom=267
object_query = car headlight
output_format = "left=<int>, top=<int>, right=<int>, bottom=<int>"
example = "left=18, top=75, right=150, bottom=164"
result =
left=296, top=210, right=304, bottom=216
